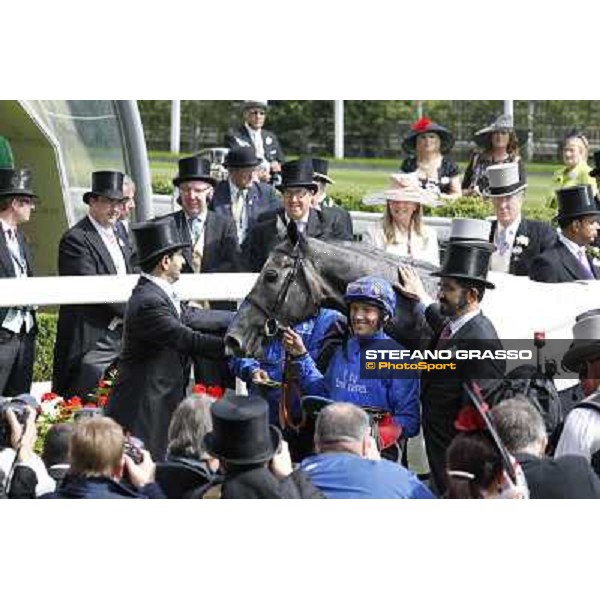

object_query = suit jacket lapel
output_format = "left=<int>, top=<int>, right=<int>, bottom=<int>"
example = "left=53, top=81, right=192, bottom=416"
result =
left=175, top=210, right=194, bottom=269
left=558, top=242, right=588, bottom=280
left=16, top=230, right=34, bottom=276
left=0, top=229, right=15, bottom=275
left=83, top=217, right=117, bottom=274
left=307, top=209, right=324, bottom=237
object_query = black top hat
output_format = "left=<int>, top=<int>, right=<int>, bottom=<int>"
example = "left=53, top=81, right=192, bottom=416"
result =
left=224, top=146, right=261, bottom=169
left=555, top=185, right=600, bottom=221
left=432, top=240, right=496, bottom=289
left=277, top=159, right=318, bottom=193
left=589, top=150, right=600, bottom=178
left=0, top=168, right=37, bottom=199
left=172, top=156, right=217, bottom=187
left=203, top=395, right=282, bottom=465
left=83, top=171, right=125, bottom=204
left=132, top=217, right=189, bottom=267
left=311, top=158, right=335, bottom=185
left=402, top=117, right=455, bottom=155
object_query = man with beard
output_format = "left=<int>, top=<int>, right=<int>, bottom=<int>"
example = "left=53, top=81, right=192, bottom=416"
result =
left=396, top=239, right=505, bottom=494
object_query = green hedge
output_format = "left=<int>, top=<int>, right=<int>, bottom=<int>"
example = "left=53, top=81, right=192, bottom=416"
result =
left=34, top=312, right=57, bottom=382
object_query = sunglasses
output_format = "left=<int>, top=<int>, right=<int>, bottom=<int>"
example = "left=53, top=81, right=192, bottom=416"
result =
left=248, top=110, right=266, bottom=116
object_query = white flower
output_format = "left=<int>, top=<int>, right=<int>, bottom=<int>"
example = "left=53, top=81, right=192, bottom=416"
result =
left=512, top=246, right=524, bottom=256
left=593, top=258, right=600, bottom=268
left=40, top=397, right=63, bottom=418
left=440, top=176, right=450, bottom=185
left=265, top=136, right=273, bottom=145
left=515, top=235, right=530, bottom=247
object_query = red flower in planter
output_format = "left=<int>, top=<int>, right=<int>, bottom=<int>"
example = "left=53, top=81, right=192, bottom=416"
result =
left=41, top=392, right=59, bottom=402
left=411, top=117, right=432, bottom=133
left=97, top=395, right=109, bottom=408
left=192, top=384, right=207, bottom=395
left=98, top=380, right=110, bottom=389
left=454, top=403, right=490, bottom=432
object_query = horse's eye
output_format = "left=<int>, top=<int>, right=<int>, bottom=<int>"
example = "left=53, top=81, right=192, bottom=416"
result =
left=264, top=269, right=278, bottom=283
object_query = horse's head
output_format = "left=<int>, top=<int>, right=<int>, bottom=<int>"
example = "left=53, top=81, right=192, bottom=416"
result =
left=225, top=233, right=326, bottom=358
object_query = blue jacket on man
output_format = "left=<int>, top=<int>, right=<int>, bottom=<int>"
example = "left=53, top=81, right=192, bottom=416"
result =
left=299, top=452, right=435, bottom=499
left=292, top=331, right=421, bottom=438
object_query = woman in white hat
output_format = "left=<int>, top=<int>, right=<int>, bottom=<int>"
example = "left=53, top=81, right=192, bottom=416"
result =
left=362, top=173, right=441, bottom=266
left=462, top=115, right=525, bottom=197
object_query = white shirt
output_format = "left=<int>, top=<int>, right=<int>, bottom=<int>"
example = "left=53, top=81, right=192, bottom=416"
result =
left=141, top=273, right=181, bottom=316
left=555, top=392, right=600, bottom=460
left=364, top=223, right=440, bottom=266
left=490, top=217, right=521, bottom=273
left=245, top=124, right=265, bottom=159
left=0, top=218, right=35, bottom=333
left=88, top=215, right=127, bottom=275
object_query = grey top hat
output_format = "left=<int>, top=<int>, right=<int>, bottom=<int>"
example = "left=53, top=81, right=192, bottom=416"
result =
left=450, top=218, right=492, bottom=243
left=484, top=162, right=527, bottom=198
left=562, top=313, right=600, bottom=372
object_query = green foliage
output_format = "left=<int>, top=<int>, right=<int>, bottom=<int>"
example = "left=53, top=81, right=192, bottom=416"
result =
left=152, top=175, right=173, bottom=195
left=34, top=312, right=57, bottom=382
left=425, top=196, right=492, bottom=219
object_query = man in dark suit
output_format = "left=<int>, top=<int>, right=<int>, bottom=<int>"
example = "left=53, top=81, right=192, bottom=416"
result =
left=311, top=158, right=353, bottom=242
left=165, top=156, right=239, bottom=276
left=0, top=168, right=38, bottom=396
left=484, top=163, right=557, bottom=276
left=162, top=156, right=238, bottom=387
left=224, top=101, right=285, bottom=184
left=52, top=171, right=133, bottom=399
left=244, top=158, right=340, bottom=272
left=397, top=241, right=505, bottom=494
left=530, top=185, right=600, bottom=282
left=115, top=174, right=136, bottom=259
left=493, top=397, right=600, bottom=498
left=210, top=146, right=280, bottom=248
left=106, top=217, right=225, bottom=460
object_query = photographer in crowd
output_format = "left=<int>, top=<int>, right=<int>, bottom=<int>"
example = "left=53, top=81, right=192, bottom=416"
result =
left=45, top=417, right=164, bottom=499
left=0, top=396, right=55, bottom=498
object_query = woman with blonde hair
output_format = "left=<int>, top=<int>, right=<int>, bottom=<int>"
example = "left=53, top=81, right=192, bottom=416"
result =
left=553, top=131, right=598, bottom=197
left=400, top=117, right=461, bottom=200
left=362, top=173, right=441, bottom=266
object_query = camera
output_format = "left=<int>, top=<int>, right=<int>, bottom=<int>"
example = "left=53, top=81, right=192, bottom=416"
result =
left=123, top=435, right=145, bottom=465
left=73, top=407, right=104, bottom=421
left=0, top=397, right=31, bottom=449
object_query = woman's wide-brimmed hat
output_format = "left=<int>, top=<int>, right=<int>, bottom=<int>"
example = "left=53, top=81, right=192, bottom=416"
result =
left=0, top=168, right=38, bottom=199
left=362, top=173, right=441, bottom=207
left=83, top=171, right=125, bottom=204
left=483, top=162, right=528, bottom=198
left=562, top=312, right=600, bottom=372
left=432, top=240, right=496, bottom=289
left=401, top=117, right=455, bottom=155
left=203, top=395, right=282, bottom=465
left=473, top=114, right=528, bottom=148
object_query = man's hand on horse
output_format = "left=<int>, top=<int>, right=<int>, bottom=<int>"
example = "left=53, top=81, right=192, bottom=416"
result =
left=282, top=327, right=307, bottom=357
left=396, top=265, right=427, bottom=301
left=251, top=369, right=270, bottom=384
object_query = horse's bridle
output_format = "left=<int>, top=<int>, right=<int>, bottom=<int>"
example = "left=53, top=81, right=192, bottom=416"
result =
left=246, top=247, right=308, bottom=327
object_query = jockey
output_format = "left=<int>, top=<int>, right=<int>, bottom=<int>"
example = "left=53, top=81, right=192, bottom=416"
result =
left=282, top=276, right=421, bottom=445
left=228, top=302, right=346, bottom=427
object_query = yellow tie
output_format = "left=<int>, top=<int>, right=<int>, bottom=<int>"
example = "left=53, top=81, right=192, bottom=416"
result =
left=232, top=189, right=244, bottom=225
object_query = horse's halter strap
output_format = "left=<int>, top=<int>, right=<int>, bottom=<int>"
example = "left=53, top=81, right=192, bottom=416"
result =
left=247, top=247, right=309, bottom=324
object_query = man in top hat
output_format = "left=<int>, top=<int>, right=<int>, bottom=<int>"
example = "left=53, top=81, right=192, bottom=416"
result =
left=244, top=158, right=340, bottom=272
left=530, top=185, right=600, bottom=282
left=165, top=156, right=239, bottom=276
left=106, top=217, right=226, bottom=460
left=115, top=174, right=136, bottom=259
left=554, top=311, right=600, bottom=475
left=396, top=240, right=505, bottom=494
left=484, top=163, right=557, bottom=276
left=224, top=101, right=285, bottom=184
left=311, top=158, right=353, bottom=241
left=52, top=171, right=134, bottom=400
left=210, top=146, right=280, bottom=248
left=161, top=156, right=239, bottom=386
left=202, top=394, right=290, bottom=499
left=0, top=168, right=38, bottom=396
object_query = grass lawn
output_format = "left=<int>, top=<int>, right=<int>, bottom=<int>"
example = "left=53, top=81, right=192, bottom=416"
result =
left=149, top=151, right=560, bottom=212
